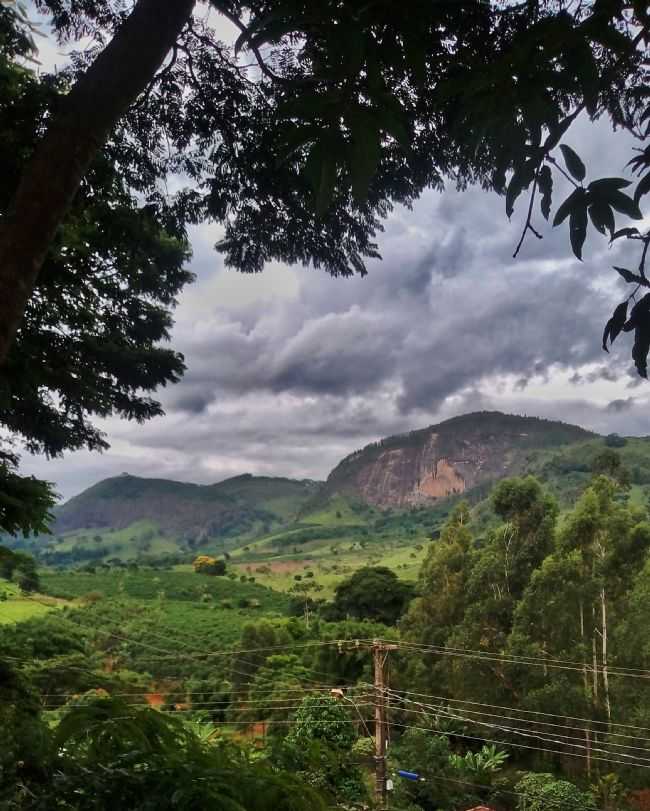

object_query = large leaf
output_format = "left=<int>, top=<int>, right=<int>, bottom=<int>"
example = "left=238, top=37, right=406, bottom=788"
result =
left=506, top=159, right=536, bottom=218
left=588, top=177, right=631, bottom=194
left=610, top=227, right=641, bottom=242
left=569, top=203, right=588, bottom=260
left=552, top=187, right=586, bottom=226
left=559, top=144, right=586, bottom=182
left=623, top=293, right=650, bottom=332
left=633, top=317, right=650, bottom=378
left=634, top=171, right=650, bottom=206
left=613, top=266, right=649, bottom=286
left=542, top=110, right=581, bottom=152
left=537, top=165, right=553, bottom=220
left=589, top=202, right=615, bottom=236
left=608, top=190, right=643, bottom=219
left=602, top=301, right=628, bottom=352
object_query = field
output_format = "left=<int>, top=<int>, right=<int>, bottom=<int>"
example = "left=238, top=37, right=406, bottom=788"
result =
left=230, top=541, right=427, bottom=597
left=0, top=581, right=69, bottom=624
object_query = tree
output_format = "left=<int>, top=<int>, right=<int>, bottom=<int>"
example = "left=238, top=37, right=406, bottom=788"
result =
left=591, top=449, right=631, bottom=489
left=280, top=695, right=367, bottom=805
left=0, top=0, right=648, bottom=369
left=327, top=565, right=413, bottom=624
left=192, top=555, right=227, bottom=576
left=0, top=13, right=192, bottom=534
left=402, top=501, right=473, bottom=648
left=515, top=772, right=595, bottom=811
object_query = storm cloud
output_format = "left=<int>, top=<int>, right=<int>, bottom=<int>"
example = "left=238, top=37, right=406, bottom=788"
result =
left=18, top=109, right=650, bottom=501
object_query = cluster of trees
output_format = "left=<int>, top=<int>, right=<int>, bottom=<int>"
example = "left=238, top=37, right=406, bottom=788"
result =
left=402, top=467, right=650, bottom=787
left=0, top=545, right=39, bottom=592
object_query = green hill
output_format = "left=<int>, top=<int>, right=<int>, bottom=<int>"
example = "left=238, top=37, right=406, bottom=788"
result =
left=6, top=412, right=650, bottom=574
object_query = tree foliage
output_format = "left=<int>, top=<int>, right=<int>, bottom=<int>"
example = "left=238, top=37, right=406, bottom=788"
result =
left=192, top=555, right=227, bottom=576
left=3, top=692, right=328, bottom=810
left=0, top=0, right=648, bottom=364
left=327, top=565, right=413, bottom=624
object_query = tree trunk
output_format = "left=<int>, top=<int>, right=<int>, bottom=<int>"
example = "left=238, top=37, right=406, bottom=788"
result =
left=0, top=0, right=196, bottom=364
left=592, top=603, right=599, bottom=703
left=601, top=587, right=611, bottom=726
left=579, top=600, right=592, bottom=776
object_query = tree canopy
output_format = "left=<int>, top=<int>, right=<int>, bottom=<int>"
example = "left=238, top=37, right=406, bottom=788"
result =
left=327, top=565, right=413, bottom=624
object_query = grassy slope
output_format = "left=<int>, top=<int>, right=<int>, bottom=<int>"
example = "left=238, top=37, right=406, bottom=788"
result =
left=0, top=581, right=70, bottom=624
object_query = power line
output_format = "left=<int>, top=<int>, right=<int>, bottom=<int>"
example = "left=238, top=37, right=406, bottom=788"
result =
left=385, top=686, right=650, bottom=735
left=385, top=688, right=650, bottom=746
left=386, top=697, right=650, bottom=767
left=387, top=721, right=650, bottom=771
left=390, top=639, right=650, bottom=677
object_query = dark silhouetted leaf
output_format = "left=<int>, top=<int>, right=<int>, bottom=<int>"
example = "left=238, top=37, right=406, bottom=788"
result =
left=633, top=315, right=650, bottom=378
left=553, top=187, right=585, bottom=226
left=506, top=160, right=536, bottom=218
left=614, top=266, right=649, bottom=286
left=626, top=145, right=650, bottom=174
left=543, top=111, right=580, bottom=152
left=559, top=144, right=586, bottom=182
left=611, top=227, right=641, bottom=242
left=608, top=190, right=643, bottom=219
left=588, top=178, right=631, bottom=193
left=634, top=171, right=650, bottom=206
left=623, top=293, right=650, bottom=332
left=569, top=204, right=588, bottom=259
left=537, top=165, right=553, bottom=220
left=589, top=202, right=615, bottom=236
left=602, top=301, right=628, bottom=352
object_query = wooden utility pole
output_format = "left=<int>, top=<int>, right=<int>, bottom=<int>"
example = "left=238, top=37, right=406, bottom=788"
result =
left=373, top=639, right=397, bottom=809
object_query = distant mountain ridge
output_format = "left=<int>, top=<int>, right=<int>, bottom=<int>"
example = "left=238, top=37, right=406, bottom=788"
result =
left=55, top=412, right=597, bottom=533
left=323, top=411, right=596, bottom=507
left=55, top=473, right=320, bottom=539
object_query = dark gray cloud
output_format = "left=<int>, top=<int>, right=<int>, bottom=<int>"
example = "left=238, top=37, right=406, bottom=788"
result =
left=18, top=109, right=650, bottom=501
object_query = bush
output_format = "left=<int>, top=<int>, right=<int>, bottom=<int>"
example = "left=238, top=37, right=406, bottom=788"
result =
left=515, top=772, right=595, bottom=811
left=192, top=556, right=226, bottom=576
left=605, top=433, right=627, bottom=448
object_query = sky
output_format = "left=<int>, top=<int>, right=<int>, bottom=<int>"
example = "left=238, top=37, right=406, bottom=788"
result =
left=17, top=7, right=650, bottom=502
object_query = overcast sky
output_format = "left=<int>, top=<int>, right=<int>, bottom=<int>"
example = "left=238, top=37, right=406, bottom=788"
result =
left=19, top=11, right=650, bottom=502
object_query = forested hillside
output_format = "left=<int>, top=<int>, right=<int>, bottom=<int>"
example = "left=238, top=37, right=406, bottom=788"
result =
left=4, top=459, right=650, bottom=810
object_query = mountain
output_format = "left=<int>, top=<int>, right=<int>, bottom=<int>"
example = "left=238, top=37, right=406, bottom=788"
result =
left=55, top=473, right=320, bottom=540
left=12, top=410, right=650, bottom=568
left=323, top=411, right=596, bottom=507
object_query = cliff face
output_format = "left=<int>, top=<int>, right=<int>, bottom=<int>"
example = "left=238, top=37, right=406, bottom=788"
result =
left=325, top=411, right=595, bottom=508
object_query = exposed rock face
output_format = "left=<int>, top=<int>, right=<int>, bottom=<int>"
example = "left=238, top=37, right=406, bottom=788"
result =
left=324, top=411, right=594, bottom=508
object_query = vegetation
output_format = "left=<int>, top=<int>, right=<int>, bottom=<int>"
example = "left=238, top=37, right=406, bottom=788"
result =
left=192, top=555, right=227, bottom=576
left=326, top=565, right=414, bottom=625
left=5, top=460, right=650, bottom=808
left=1, top=0, right=650, bottom=804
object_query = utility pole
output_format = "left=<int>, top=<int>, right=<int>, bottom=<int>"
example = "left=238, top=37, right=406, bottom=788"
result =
left=373, top=639, right=397, bottom=809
